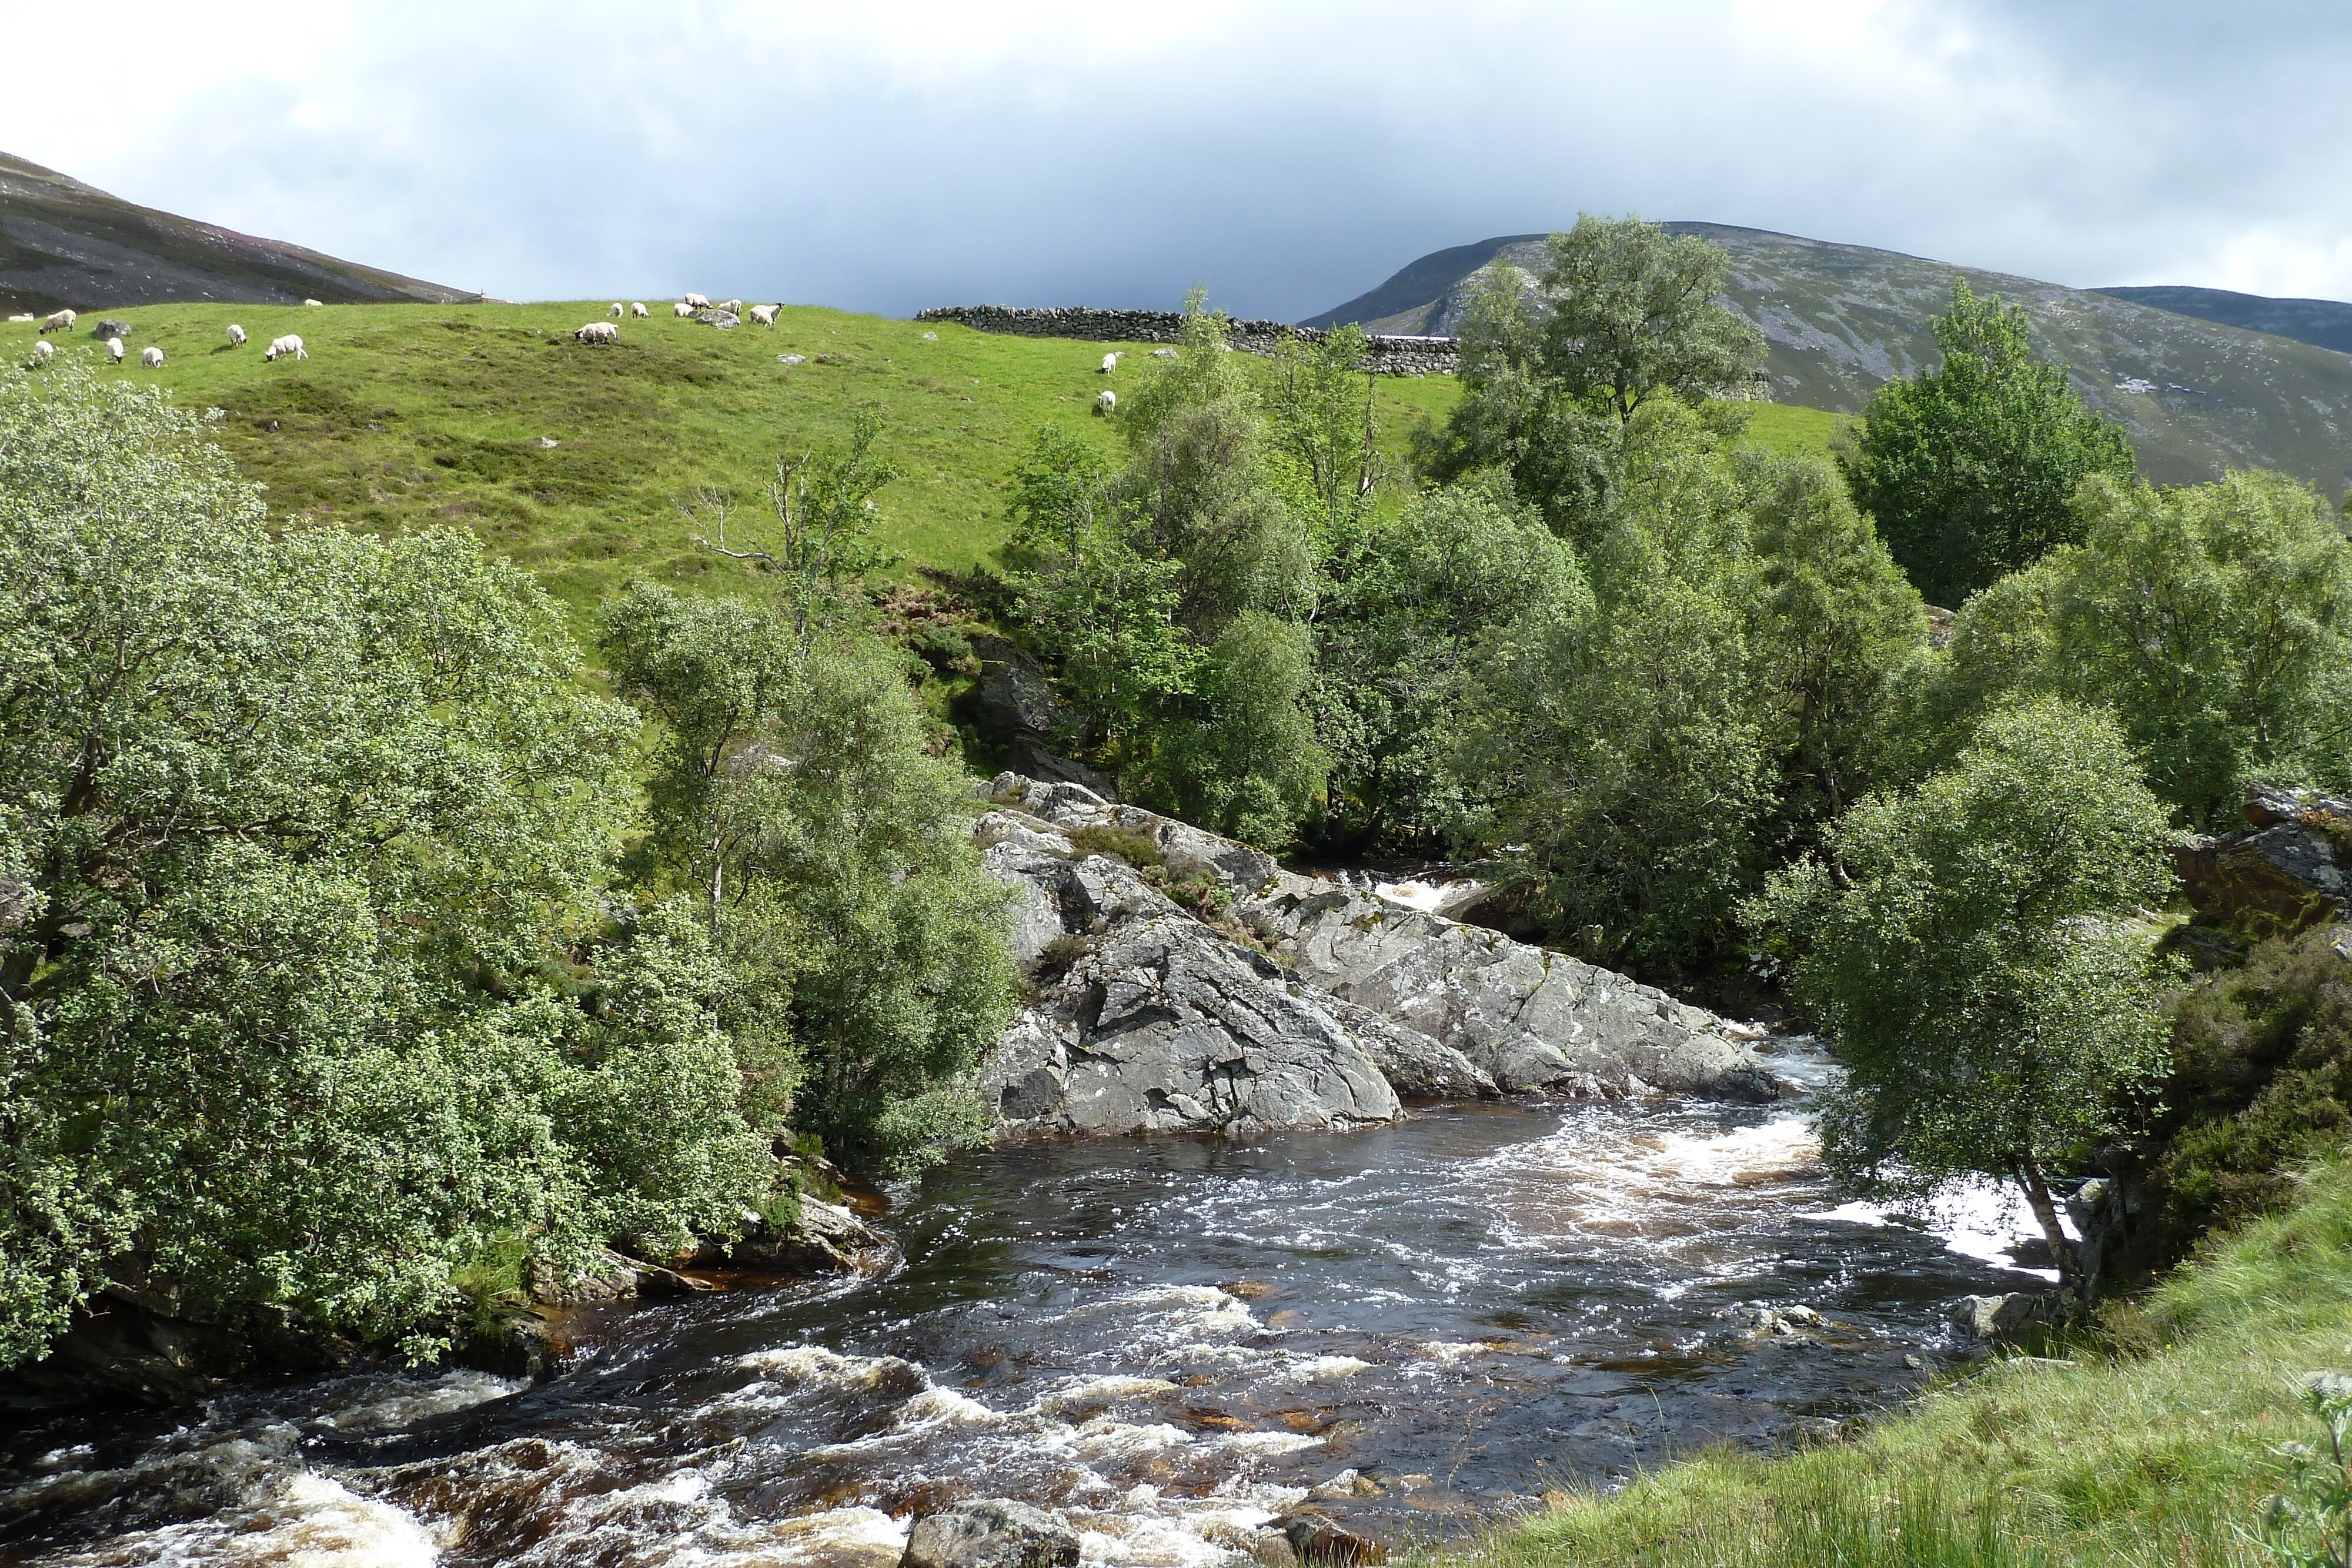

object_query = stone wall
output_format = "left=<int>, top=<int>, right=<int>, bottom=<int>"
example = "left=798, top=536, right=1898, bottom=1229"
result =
left=913, top=305, right=1460, bottom=377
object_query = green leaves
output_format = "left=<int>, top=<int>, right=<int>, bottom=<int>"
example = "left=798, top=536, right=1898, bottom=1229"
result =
left=1842, top=279, right=2137, bottom=608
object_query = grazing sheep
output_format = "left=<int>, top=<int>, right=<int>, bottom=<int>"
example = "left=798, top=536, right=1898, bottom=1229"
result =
left=684, top=293, right=710, bottom=309
left=749, top=304, right=779, bottom=327
left=673, top=302, right=696, bottom=318
left=574, top=320, right=619, bottom=344
left=1100, top=352, right=1120, bottom=373
left=631, top=302, right=650, bottom=317
left=38, top=309, right=75, bottom=335
left=107, top=337, right=125, bottom=363
left=141, top=346, right=164, bottom=369
left=31, top=340, right=53, bottom=365
left=1151, top=347, right=1177, bottom=359
left=719, top=298, right=743, bottom=315
left=303, top=298, right=323, bottom=307
left=1095, top=389, right=1116, bottom=414
left=7, top=312, right=34, bottom=323
left=228, top=324, right=248, bottom=346
left=265, top=334, right=307, bottom=362
left=609, top=302, right=624, bottom=317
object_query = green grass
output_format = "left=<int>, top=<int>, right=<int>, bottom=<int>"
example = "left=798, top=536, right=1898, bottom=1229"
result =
left=1, top=301, right=1456, bottom=630
left=1737, top=400, right=1850, bottom=462
left=1446, top=1161, right=2352, bottom=1567
left=4, top=302, right=1841, bottom=637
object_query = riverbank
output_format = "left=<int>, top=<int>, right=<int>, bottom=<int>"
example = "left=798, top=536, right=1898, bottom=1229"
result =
left=1453, top=1157, right=2352, bottom=1567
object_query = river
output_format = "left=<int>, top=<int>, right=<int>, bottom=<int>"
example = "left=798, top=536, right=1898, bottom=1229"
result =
left=1, top=1043, right=2050, bottom=1567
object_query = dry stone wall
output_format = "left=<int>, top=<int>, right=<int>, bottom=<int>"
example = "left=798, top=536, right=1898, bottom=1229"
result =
left=913, top=305, right=1459, bottom=377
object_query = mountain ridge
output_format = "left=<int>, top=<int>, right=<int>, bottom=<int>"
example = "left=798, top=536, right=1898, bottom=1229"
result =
left=0, top=150, right=475, bottom=314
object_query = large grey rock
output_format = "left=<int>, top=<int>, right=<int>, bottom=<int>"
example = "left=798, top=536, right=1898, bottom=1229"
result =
left=977, top=776, right=1776, bottom=1104
left=902, top=1501, right=1080, bottom=1568
left=2176, top=782, right=2352, bottom=935
left=974, top=835, right=1401, bottom=1136
left=969, top=637, right=1071, bottom=743
left=1949, top=1291, right=2060, bottom=1341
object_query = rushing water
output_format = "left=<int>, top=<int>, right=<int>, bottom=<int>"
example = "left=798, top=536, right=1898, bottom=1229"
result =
left=2, top=1045, right=2054, bottom=1567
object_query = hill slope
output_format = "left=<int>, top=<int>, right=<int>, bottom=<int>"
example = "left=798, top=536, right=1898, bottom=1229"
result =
left=0, top=301, right=1466, bottom=624
left=1311, top=226, right=2352, bottom=490
left=2093, top=283, right=2352, bottom=356
left=0, top=151, right=474, bottom=315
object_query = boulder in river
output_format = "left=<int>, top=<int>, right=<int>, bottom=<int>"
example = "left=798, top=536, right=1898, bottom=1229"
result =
left=901, top=1500, right=1081, bottom=1568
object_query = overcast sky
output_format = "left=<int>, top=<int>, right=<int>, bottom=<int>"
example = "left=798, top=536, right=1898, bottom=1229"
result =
left=6, top=0, right=2348, bottom=320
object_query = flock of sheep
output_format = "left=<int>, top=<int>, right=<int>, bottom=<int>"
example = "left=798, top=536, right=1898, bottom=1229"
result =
left=572, top=295, right=781, bottom=344
left=10, top=305, right=303, bottom=370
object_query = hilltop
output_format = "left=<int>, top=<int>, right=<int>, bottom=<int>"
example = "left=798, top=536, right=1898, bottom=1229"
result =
left=0, top=150, right=473, bottom=315
left=2093, top=283, right=2352, bottom=355
left=1309, top=226, right=2352, bottom=490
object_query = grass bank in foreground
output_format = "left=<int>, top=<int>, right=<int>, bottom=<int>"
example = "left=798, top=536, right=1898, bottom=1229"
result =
left=1456, top=1162, right=2352, bottom=1567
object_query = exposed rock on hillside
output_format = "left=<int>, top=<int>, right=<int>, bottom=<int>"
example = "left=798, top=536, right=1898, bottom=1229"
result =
left=972, top=775, right=1775, bottom=1138
left=2176, top=783, right=2351, bottom=937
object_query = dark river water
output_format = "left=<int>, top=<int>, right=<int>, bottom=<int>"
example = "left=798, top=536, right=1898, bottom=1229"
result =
left=1, top=1047, right=2048, bottom=1567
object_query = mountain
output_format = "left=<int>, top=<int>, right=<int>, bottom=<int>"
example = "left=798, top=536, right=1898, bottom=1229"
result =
left=2092, top=285, right=2352, bottom=357
left=0, top=151, right=475, bottom=315
left=1308, top=226, right=2352, bottom=491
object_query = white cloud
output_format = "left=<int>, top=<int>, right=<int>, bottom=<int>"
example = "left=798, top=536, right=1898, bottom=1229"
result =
left=5, top=0, right=2349, bottom=316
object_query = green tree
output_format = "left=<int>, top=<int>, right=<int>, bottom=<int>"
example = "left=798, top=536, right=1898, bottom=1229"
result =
left=1840, top=279, right=2136, bottom=608
left=1422, top=216, right=1763, bottom=543
left=1747, top=698, right=2177, bottom=1296
left=599, top=583, right=1015, bottom=1171
left=1312, top=479, right=1588, bottom=852
left=1265, top=322, right=1381, bottom=545
left=0, top=366, right=770, bottom=1366
left=687, top=406, right=902, bottom=642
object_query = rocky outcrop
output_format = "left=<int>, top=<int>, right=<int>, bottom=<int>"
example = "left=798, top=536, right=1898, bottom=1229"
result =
left=972, top=775, right=1776, bottom=1138
left=901, top=1500, right=1081, bottom=1568
left=2176, top=783, right=2352, bottom=937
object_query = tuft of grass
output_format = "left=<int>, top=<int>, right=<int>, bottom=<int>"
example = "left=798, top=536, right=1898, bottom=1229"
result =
left=1446, top=1156, right=2352, bottom=1567
left=1068, top=824, right=1167, bottom=870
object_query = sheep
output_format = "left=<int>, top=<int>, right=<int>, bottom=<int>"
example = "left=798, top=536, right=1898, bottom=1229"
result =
left=1095, top=389, right=1116, bottom=414
left=683, top=293, right=710, bottom=309
left=574, top=320, right=619, bottom=344
left=228, top=324, right=247, bottom=346
left=1151, top=347, right=1178, bottom=359
left=31, top=340, right=53, bottom=365
left=107, top=336, right=125, bottom=363
left=6, top=312, right=33, bottom=323
left=609, top=302, right=624, bottom=317
left=719, top=298, right=743, bottom=315
left=673, top=302, right=697, bottom=319
left=141, top=346, right=164, bottom=369
left=631, top=302, right=650, bottom=318
left=265, top=334, right=307, bottom=362
left=38, top=309, right=75, bottom=335
left=749, top=304, right=779, bottom=327
left=303, top=298, right=323, bottom=307
left=1099, top=352, right=1120, bottom=373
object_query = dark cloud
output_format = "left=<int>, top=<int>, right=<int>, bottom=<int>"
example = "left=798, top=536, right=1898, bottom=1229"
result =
left=8, top=1, right=2350, bottom=319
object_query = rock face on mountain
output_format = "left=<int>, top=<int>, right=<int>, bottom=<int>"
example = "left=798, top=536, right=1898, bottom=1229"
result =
left=972, top=776, right=1776, bottom=1138
left=2176, top=783, right=2352, bottom=935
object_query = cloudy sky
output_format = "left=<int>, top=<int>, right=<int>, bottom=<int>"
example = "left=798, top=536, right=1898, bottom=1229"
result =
left=6, top=0, right=2347, bottom=320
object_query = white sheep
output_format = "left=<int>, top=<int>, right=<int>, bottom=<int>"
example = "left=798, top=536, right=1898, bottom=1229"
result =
left=574, top=320, right=619, bottom=344
left=265, top=334, right=307, bottom=362
left=1100, top=352, right=1120, bottom=373
left=684, top=293, right=710, bottom=309
left=1095, top=389, right=1116, bottom=414
left=631, top=302, right=650, bottom=317
left=1151, top=347, right=1177, bottom=359
left=107, top=337, right=124, bottom=363
left=228, top=323, right=248, bottom=346
left=673, top=302, right=696, bottom=318
left=31, top=340, right=53, bottom=365
left=6, top=312, right=33, bottom=323
left=38, top=309, right=75, bottom=335
left=749, top=304, right=779, bottom=327
left=609, top=302, right=624, bottom=317
left=303, top=298, right=323, bottom=307
left=719, top=298, right=743, bottom=315
left=141, top=346, right=164, bottom=369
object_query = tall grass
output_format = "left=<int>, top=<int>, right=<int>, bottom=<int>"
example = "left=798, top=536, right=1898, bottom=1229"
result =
left=1455, top=1161, right=2352, bottom=1567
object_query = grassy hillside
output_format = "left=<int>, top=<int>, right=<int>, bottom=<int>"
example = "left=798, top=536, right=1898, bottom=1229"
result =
left=1, top=300, right=1462, bottom=623
left=1452, top=1162, right=2352, bottom=1568
left=2, top=302, right=1850, bottom=630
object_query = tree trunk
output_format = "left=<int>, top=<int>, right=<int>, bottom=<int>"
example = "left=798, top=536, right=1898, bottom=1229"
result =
left=2013, top=1155, right=2082, bottom=1305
